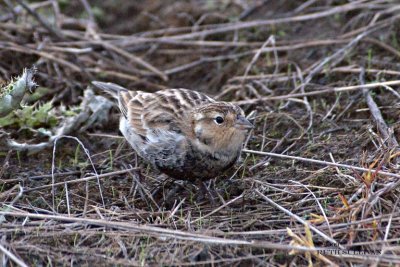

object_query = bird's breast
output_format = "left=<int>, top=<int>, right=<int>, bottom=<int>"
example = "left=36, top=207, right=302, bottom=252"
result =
left=156, top=141, right=241, bottom=181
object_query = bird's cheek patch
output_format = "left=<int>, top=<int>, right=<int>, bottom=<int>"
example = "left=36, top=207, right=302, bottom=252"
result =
left=194, top=124, right=203, bottom=138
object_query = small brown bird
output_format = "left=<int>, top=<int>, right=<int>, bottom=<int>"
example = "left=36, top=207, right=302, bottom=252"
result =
left=92, top=81, right=253, bottom=181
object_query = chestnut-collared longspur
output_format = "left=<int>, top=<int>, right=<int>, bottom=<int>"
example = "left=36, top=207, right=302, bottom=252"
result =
left=92, top=81, right=253, bottom=181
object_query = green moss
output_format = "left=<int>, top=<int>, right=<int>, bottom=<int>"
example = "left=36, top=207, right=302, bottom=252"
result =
left=0, top=101, right=58, bottom=128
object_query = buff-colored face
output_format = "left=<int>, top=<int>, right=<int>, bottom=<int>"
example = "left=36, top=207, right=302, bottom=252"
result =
left=193, top=103, right=253, bottom=151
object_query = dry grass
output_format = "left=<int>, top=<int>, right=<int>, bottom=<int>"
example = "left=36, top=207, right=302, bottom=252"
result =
left=1, top=0, right=400, bottom=266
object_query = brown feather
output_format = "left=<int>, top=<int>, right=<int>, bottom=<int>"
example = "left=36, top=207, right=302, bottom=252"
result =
left=92, top=81, right=253, bottom=180
left=119, top=88, right=215, bottom=138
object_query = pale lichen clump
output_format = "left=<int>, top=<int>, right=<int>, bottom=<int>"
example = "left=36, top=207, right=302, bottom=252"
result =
left=0, top=68, right=37, bottom=117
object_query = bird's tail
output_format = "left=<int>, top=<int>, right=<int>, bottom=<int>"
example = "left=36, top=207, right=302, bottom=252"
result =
left=91, top=81, right=128, bottom=99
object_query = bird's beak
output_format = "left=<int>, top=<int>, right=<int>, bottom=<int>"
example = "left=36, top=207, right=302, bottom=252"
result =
left=235, top=115, right=254, bottom=130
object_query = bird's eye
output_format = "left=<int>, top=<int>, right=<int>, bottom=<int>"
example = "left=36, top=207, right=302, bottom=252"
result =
left=214, top=116, right=224, bottom=124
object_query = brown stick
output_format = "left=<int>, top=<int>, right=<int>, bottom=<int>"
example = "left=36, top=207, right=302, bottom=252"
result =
left=242, top=149, right=400, bottom=179
left=234, top=80, right=400, bottom=105
left=101, top=42, right=168, bottom=81
left=14, top=0, right=65, bottom=40
left=0, top=211, right=339, bottom=253
left=163, top=1, right=376, bottom=40
left=24, top=167, right=139, bottom=193
left=360, top=68, right=399, bottom=148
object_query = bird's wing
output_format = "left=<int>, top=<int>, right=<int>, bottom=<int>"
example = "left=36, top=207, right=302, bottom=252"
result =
left=140, top=89, right=215, bottom=133
left=93, top=82, right=215, bottom=139
left=120, top=88, right=214, bottom=138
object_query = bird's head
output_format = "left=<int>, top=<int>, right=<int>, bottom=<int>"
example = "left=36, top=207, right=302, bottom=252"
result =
left=191, top=102, right=253, bottom=153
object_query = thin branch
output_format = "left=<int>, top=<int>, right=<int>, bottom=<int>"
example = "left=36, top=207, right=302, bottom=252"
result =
left=14, top=0, right=64, bottom=40
left=191, top=193, right=244, bottom=223
left=164, top=1, right=376, bottom=40
left=101, top=42, right=168, bottom=81
left=255, top=189, right=343, bottom=249
left=0, top=211, right=328, bottom=253
left=23, top=167, right=139, bottom=193
left=0, top=243, right=29, bottom=267
left=360, top=68, right=399, bottom=148
left=234, top=80, right=400, bottom=105
left=242, top=149, right=400, bottom=179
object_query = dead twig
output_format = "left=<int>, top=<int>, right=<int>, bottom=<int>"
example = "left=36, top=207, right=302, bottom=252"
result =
left=255, top=190, right=343, bottom=249
left=14, top=0, right=64, bottom=40
left=0, top=211, right=334, bottom=253
left=101, top=42, right=168, bottom=81
left=234, top=80, right=400, bottom=105
left=0, top=242, right=29, bottom=267
left=360, top=68, right=399, bottom=149
left=23, top=167, right=139, bottom=193
left=243, top=149, right=400, bottom=179
left=164, top=1, right=377, bottom=40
